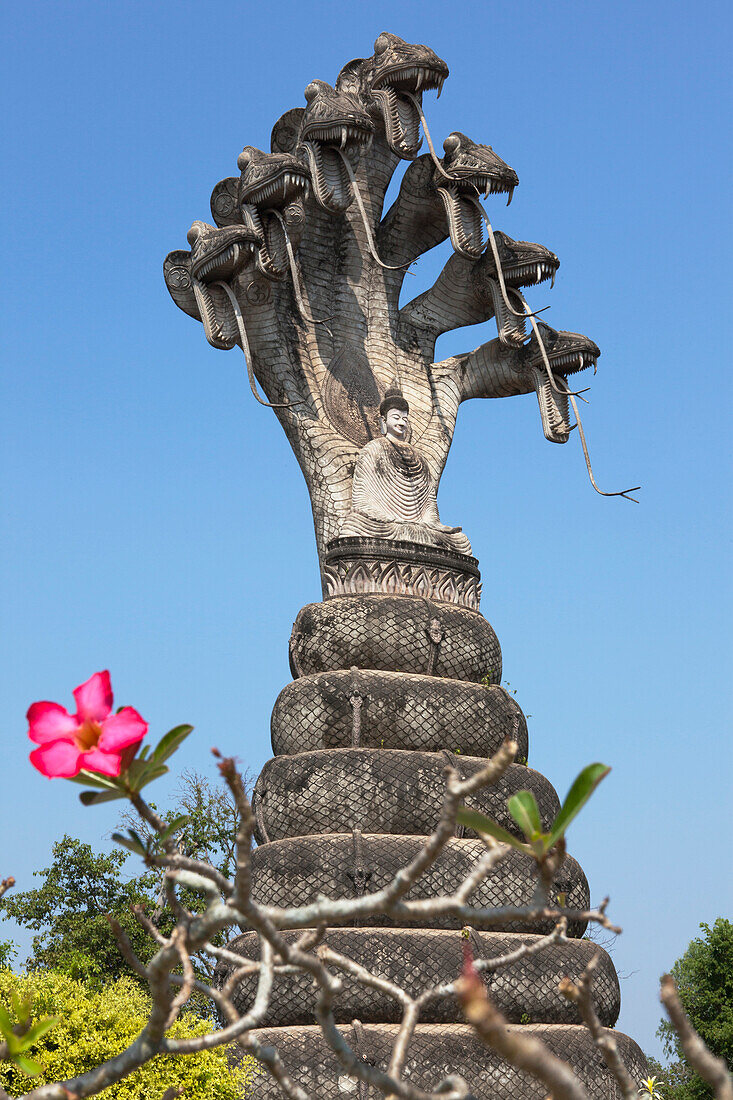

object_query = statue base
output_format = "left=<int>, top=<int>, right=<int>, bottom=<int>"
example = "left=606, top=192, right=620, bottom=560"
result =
left=323, top=537, right=482, bottom=610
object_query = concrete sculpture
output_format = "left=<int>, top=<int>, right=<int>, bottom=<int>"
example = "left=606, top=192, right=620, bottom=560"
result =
left=341, top=387, right=471, bottom=553
left=165, top=31, right=644, bottom=1098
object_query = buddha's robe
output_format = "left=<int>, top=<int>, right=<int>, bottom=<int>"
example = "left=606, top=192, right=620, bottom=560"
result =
left=340, top=436, right=472, bottom=555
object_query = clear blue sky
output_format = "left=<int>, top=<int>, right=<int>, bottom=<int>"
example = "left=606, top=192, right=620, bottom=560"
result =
left=2, top=0, right=731, bottom=1063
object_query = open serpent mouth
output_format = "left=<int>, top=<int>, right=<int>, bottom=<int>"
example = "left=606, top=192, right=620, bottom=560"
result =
left=437, top=178, right=515, bottom=258
left=523, top=325, right=599, bottom=444
left=371, top=66, right=446, bottom=156
left=480, top=233, right=561, bottom=347
left=433, top=133, right=519, bottom=259
left=239, top=205, right=291, bottom=280
left=300, top=123, right=373, bottom=213
left=502, top=258, right=558, bottom=288
left=187, top=222, right=261, bottom=283
left=241, top=170, right=310, bottom=210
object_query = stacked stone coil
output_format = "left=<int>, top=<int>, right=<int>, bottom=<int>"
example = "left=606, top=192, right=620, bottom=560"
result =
left=218, top=593, right=645, bottom=1096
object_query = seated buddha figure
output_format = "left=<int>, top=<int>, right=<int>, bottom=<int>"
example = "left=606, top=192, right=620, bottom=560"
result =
left=340, top=387, right=472, bottom=555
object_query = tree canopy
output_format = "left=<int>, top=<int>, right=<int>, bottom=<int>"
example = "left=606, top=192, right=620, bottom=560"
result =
left=1, top=837, right=158, bottom=986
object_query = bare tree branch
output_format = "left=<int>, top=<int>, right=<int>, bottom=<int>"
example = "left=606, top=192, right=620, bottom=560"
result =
left=457, top=955, right=590, bottom=1100
left=7, top=749, right=686, bottom=1100
left=660, top=974, right=733, bottom=1100
left=559, top=953, right=637, bottom=1099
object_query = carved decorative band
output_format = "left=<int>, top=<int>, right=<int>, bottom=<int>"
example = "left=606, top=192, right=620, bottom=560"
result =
left=323, top=538, right=482, bottom=610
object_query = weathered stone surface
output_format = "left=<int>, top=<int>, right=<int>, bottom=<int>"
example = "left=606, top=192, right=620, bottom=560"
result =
left=271, top=668, right=526, bottom=757
left=233, top=1023, right=646, bottom=1098
left=217, top=928, right=620, bottom=1027
left=251, top=834, right=589, bottom=935
left=323, top=536, right=482, bottom=609
left=253, top=752, right=555, bottom=844
left=165, top=30, right=602, bottom=570
left=168, top=27, right=642, bottom=1095
left=290, top=594, right=501, bottom=682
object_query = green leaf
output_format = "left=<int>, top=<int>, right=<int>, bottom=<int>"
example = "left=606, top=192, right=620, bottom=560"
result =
left=456, top=808, right=530, bottom=853
left=157, top=815, right=190, bottom=845
left=67, top=771, right=121, bottom=791
left=546, top=763, right=611, bottom=849
left=0, top=1000, right=13, bottom=1035
left=4, top=1032, right=23, bottom=1056
left=13, top=1053, right=43, bottom=1075
left=150, top=724, right=193, bottom=765
left=79, top=787, right=129, bottom=806
left=21, top=1016, right=59, bottom=1046
left=111, top=832, right=147, bottom=856
left=125, top=761, right=169, bottom=793
left=507, top=790, right=543, bottom=842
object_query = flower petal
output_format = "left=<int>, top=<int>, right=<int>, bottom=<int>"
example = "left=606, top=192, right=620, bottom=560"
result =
left=27, top=702, right=78, bottom=745
left=98, top=708, right=148, bottom=753
left=78, top=749, right=123, bottom=777
left=73, top=671, right=113, bottom=724
left=30, top=740, right=83, bottom=778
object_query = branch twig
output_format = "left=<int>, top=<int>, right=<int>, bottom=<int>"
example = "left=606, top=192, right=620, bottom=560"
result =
left=660, top=974, right=733, bottom=1100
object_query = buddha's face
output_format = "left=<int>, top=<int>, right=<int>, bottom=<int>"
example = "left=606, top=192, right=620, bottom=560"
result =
left=383, top=407, right=409, bottom=440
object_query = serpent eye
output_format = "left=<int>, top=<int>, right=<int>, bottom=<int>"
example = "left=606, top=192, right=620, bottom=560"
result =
left=186, top=221, right=203, bottom=246
left=443, top=133, right=460, bottom=157
left=373, top=33, right=389, bottom=55
left=304, top=81, right=320, bottom=103
left=237, top=148, right=252, bottom=172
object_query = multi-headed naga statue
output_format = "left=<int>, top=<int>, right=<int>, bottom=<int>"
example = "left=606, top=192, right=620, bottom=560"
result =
left=164, top=35, right=647, bottom=1098
left=165, top=32, right=635, bottom=580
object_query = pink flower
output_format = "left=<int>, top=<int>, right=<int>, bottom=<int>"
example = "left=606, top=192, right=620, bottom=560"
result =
left=27, top=671, right=147, bottom=779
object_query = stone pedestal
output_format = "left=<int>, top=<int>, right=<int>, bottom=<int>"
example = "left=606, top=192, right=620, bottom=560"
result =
left=217, top=554, right=645, bottom=1096
left=323, top=537, right=482, bottom=610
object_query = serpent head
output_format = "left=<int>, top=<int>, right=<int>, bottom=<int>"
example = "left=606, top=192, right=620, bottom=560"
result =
left=237, top=146, right=311, bottom=209
left=298, top=80, right=374, bottom=213
left=436, top=133, right=519, bottom=259
left=164, top=221, right=261, bottom=350
left=186, top=220, right=261, bottom=283
left=478, top=231, right=559, bottom=290
left=338, top=32, right=449, bottom=158
left=236, top=147, right=311, bottom=279
left=471, top=232, right=561, bottom=347
left=513, top=323, right=600, bottom=443
left=209, top=150, right=310, bottom=280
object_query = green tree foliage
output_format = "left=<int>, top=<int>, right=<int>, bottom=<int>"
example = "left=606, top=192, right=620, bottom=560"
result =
left=0, top=969, right=256, bottom=1098
left=115, top=769, right=252, bottom=985
left=2, top=772, right=251, bottom=989
left=652, top=918, right=733, bottom=1099
left=646, top=1056, right=696, bottom=1096
left=0, top=942, right=16, bottom=969
left=1, top=837, right=159, bottom=986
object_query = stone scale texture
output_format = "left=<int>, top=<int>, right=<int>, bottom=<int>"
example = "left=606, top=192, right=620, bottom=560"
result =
left=215, top=566, right=646, bottom=1096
